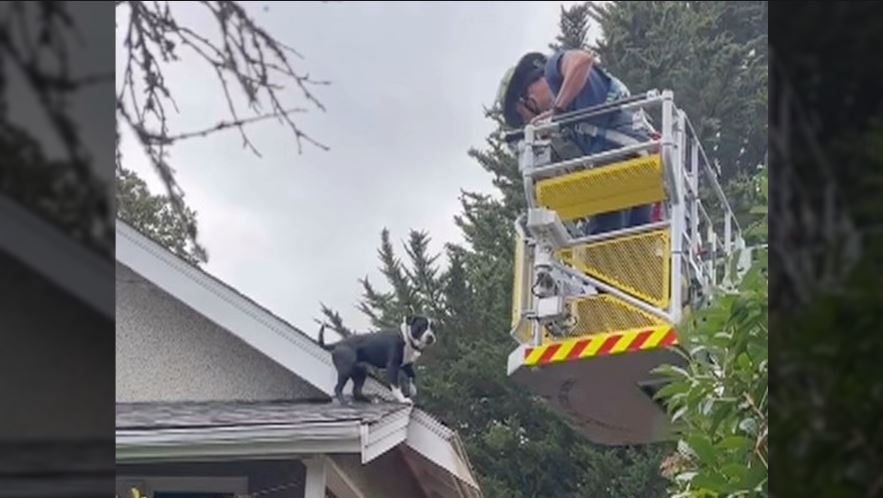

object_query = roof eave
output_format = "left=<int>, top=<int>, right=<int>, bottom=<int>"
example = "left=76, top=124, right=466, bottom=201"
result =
left=116, top=421, right=363, bottom=463
left=361, top=405, right=412, bottom=463
left=0, top=196, right=113, bottom=318
left=116, top=407, right=415, bottom=466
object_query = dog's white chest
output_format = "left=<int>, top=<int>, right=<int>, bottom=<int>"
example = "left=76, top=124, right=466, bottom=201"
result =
left=402, top=343, right=421, bottom=365
left=400, top=323, right=423, bottom=366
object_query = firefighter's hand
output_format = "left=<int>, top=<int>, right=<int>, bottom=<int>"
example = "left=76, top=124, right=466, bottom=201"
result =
left=530, top=109, right=554, bottom=124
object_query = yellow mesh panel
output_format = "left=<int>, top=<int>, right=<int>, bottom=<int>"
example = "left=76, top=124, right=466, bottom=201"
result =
left=511, top=232, right=538, bottom=344
left=559, top=229, right=671, bottom=308
left=535, top=154, right=666, bottom=222
left=567, top=294, right=666, bottom=338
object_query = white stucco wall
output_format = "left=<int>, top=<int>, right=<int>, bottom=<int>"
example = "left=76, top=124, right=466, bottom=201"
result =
left=116, top=262, right=323, bottom=402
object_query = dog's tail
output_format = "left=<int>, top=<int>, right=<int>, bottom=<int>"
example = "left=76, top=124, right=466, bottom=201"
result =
left=317, top=323, right=334, bottom=351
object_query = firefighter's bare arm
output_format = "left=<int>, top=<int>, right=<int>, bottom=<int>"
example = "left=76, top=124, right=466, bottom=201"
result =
left=553, top=49, right=595, bottom=113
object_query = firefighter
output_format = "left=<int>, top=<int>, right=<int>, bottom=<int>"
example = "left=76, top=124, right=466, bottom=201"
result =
left=496, top=49, right=657, bottom=234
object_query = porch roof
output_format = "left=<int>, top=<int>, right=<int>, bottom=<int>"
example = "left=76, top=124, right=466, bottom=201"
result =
left=117, top=399, right=412, bottom=466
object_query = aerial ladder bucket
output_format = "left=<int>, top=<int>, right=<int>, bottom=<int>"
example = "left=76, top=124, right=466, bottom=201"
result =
left=505, top=90, right=754, bottom=445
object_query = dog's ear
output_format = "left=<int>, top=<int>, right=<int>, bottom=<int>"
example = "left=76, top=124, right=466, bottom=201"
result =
left=405, top=315, right=417, bottom=326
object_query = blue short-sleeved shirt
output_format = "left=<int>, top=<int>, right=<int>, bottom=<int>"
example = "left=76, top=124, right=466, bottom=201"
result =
left=544, top=51, right=636, bottom=153
left=544, top=51, right=612, bottom=115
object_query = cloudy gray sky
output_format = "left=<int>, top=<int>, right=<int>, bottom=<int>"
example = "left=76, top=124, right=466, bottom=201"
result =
left=116, top=1, right=596, bottom=336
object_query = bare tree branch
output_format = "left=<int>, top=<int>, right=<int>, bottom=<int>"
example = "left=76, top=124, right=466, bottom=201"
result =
left=0, top=2, right=114, bottom=256
left=116, top=0, right=329, bottom=252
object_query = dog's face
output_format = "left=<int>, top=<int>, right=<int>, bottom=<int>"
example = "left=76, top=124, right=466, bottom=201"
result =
left=406, top=315, right=436, bottom=348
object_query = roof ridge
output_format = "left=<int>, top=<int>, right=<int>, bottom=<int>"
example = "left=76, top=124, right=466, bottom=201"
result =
left=116, top=397, right=334, bottom=407
left=116, top=399, right=413, bottom=432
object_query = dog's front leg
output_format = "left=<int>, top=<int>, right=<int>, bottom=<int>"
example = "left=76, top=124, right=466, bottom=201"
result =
left=401, top=364, right=417, bottom=397
left=386, top=361, right=413, bottom=405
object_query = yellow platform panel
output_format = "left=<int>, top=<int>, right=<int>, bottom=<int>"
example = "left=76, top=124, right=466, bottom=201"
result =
left=559, top=229, right=671, bottom=308
left=567, top=294, right=666, bottom=337
left=535, top=153, right=665, bottom=222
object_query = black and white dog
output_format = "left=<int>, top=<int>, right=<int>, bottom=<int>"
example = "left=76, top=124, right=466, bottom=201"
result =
left=318, top=315, right=436, bottom=404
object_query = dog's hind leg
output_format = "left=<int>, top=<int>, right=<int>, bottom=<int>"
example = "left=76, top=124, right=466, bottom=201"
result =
left=332, top=347, right=357, bottom=404
left=334, top=371, right=350, bottom=404
left=352, top=364, right=370, bottom=403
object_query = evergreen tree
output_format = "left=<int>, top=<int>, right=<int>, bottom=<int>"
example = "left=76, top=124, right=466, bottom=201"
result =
left=115, top=165, right=208, bottom=266
left=590, top=1, right=768, bottom=185
left=550, top=3, right=592, bottom=51
left=319, top=5, right=679, bottom=497
left=335, top=221, right=670, bottom=498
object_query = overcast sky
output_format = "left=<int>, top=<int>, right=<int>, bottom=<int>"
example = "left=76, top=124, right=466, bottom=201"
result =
left=115, top=1, right=596, bottom=336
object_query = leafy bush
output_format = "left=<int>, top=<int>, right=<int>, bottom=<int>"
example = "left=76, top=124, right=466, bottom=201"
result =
left=656, top=169, right=768, bottom=498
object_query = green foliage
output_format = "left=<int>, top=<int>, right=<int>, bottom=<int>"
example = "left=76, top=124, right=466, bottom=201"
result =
left=550, top=3, right=592, bottom=51
left=769, top=4, right=883, bottom=490
left=655, top=254, right=769, bottom=497
left=766, top=125, right=882, bottom=498
left=725, top=169, right=767, bottom=244
left=115, top=165, right=208, bottom=266
left=744, top=168, right=768, bottom=242
left=772, top=249, right=883, bottom=498
left=655, top=166, right=768, bottom=497
left=317, top=303, right=354, bottom=338
left=467, top=129, right=524, bottom=216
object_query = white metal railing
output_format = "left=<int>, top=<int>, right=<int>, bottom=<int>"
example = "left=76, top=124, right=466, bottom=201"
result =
left=507, top=90, right=749, bottom=347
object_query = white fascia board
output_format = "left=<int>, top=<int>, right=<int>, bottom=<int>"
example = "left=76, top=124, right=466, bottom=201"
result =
left=361, top=407, right=411, bottom=464
left=0, top=196, right=113, bottom=318
left=115, top=220, right=336, bottom=393
left=363, top=377, right=479, bottom=490
left=406, top=410, right=480, bottom=491
left=116, top=422, right=362, bottom=463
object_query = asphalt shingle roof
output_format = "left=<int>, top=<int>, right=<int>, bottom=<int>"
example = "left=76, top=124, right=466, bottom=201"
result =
left=116, top=399, right=410, bottom=430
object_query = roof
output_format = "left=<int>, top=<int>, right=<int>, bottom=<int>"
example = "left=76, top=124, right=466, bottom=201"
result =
left=0, top=195, right=113, bottom=317
left=117, top=399, right=409, bottom=431
left=117, top=399, right=413, bottom=465
left=115, top=219, right=482, bottom=496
